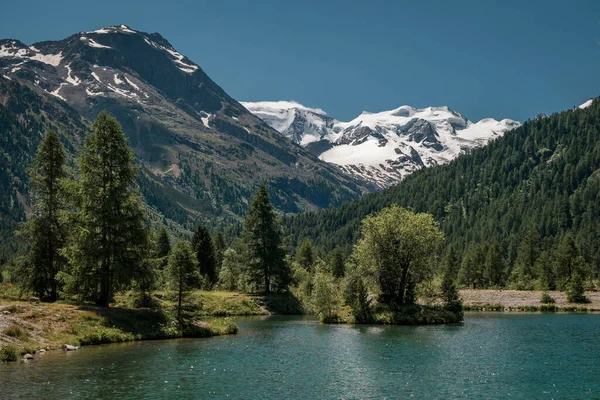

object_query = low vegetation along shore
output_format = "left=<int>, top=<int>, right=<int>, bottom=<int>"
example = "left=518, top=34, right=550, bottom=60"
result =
left=0, top=285, right=272, bottom=362
left=461, top=289, right=600, bottom=312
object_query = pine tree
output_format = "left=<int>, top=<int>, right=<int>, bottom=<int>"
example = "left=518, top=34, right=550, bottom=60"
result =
left=296, top=238, right=315, bottom=272
left=66, top=112, right=149, bottom=306
left=555, top=234, right=581, bottom=290
left=166, top=240, right=200, bottom=324
left=484, top=242, right=505, bottom=288
left=440, top=263, right=463, bottom=315
left=329, top=248, right=346, bottom=278
left=156, top=226, right=171, bottom=258
left=212, top=228, right=226, bottom=273
left=242, top=184, right=290, bottom=293
left=191, top=224, right=217, bottom=286
left=17, top=130, right=67, bottom=301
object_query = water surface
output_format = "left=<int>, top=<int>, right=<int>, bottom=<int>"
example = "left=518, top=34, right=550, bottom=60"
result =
left=1, top=313, right=599, bottom=399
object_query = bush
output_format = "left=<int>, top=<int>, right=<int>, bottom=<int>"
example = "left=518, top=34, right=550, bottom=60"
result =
left=567, top=273, right=589, bottom=303
left=2, top=325, right=28, bottom=340
left=0, top=345, right=18, bottom=362
left=540, top=292, right=556, bottom=304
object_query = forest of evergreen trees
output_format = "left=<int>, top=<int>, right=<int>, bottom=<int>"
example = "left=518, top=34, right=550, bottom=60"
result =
left=284, top=100, right=600, bottom=291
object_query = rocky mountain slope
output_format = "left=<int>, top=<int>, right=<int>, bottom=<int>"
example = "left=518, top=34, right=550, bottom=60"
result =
left=243, top=101, right=520, bottom=187
left=0, top=25, right=370, bottom=243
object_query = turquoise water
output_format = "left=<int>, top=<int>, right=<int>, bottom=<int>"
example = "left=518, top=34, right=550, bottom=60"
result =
left=1, top=313, right=599, bottom=399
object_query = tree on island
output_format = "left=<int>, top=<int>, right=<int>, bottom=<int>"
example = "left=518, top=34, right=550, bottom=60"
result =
left=166, top=240, right=200, bottom=324
left=243, top=184, right=290, bottom=293
left=352, top=205, right=444, bottom=308
left=192, top=224, right=217, bottom=286
left=65, top=112, right=150, bottom=306
left=17, top=130, right=67, bottom=302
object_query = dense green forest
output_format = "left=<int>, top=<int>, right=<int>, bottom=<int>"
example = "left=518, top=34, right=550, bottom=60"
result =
left=284, top=100, right=600, bottom=289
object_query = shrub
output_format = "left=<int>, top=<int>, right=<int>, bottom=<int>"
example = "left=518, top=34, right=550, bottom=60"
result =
left=0, top=346, right=18, bottom=362
left=540, top=292, right=556, bottom=304
left=567, top=273, right=589, bottom=303
left=2, top=325, right=28, bottom=340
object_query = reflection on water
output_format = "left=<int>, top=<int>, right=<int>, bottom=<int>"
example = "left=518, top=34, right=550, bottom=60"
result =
left=1, top=313, right=599, bottom=399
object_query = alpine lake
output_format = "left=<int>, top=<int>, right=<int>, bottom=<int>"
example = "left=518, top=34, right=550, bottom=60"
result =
left=1, top=313, right=599, bottom=399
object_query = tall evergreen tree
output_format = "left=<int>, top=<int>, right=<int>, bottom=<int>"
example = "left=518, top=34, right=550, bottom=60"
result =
left=555, top=234, right=583, bottom=289
left=66, top=112, right=149, bottom=306
left=296, top=238, right=315, bottom=272
left=155, top=226, right=171, bottom=259
left=166, top=240, right=199, bottom=324
left=191, top=224, right=217, bottom=286
left=329, top=248, right=346, bottom=278
left=212, top=228, right=226, bottom=273
left=242, top=184, right=290, bottom=293
left=17, top=130, right=67, bottom=301
left=484, top=242, right=505, bottom=288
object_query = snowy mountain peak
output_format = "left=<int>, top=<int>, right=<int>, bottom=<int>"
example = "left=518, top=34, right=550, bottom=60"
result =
left=87, top=25, right=138, bottom=35
left=244, top=101, right=520, bottom=188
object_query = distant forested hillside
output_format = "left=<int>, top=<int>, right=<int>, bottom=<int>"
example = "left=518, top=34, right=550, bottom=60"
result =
left=284, top=100, right=600, bottom=287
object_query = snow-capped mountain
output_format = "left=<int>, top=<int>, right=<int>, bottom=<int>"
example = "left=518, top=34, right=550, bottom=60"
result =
left=0, top=25, right=370, bottom=226
left=243, top=101, right=521, bottom=187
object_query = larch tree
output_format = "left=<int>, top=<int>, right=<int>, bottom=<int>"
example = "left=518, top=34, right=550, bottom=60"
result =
left=166, top=240, right=199, bottom=324
left=296, top=238, right=315, bottom=272
left=242, top=184, right=290, bottom=293
left=66, top=111, right=149, bottom=306
left=17, top=130, right=67, bottom=301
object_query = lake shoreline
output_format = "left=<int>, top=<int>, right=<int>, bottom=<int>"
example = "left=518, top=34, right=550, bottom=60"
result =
left=460, top=289, right=600, bottom=312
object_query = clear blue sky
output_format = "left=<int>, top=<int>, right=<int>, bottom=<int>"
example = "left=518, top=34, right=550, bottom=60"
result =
left=2, top=0, right=600, bottom=122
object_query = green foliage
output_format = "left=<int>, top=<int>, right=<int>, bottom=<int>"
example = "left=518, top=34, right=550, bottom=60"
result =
left=344, top=274, right=372, bottom=323
left=242, top=184, right=291, bottom=293
left=296, top=238, right=315, bottom=272
left=566, top=272, right=588, bottom=303
left=329, top=248, right=346, bottom=278
left=2, top=325, right=28, bottom=340
left=311, top=272, right=339, bottom=321
left=166, top=240, right=200, bottom=323
left=539, top=292, right=555, bottom=304
left=192, top=224, right=217, bottom=286
left=352, top=205, right=444, bottom=307
left=64, top=112, right=150, bottom=306
left=16, top=130, right=68, bottom=302
left=217, top=247, right=250, bottom=292
left=284, top=101, right=600, bottom=288
left=155, top=226, right=171, bottom=259
left=212, top=229, right=226, bottom=273
left=440, top=267, right=463, bottom=315
left=0, top=345, right=18, bottom=362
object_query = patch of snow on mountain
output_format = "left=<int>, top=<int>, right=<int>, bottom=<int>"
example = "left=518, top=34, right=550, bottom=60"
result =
left=124, top=76, right=139, bottom=91
left=114, top=74, right=123, bottom=85
left=0, top=43, right=63, bottom=66
left=49, top=83, right=67, bottom=101
left=201, top=113, right=211, bottom=128
left=87, top=38, right=112, bottom=49
left=579, top=99, right=593, bottom=109
left=65, top=64, right=80, bottom=86
left=91, top=71, right=101, bottom=82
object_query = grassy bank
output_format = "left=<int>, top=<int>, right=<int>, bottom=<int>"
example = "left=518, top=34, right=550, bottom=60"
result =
left=460, top=289, right=600, bottom=312
left=0, top=283, right=278, bottom=362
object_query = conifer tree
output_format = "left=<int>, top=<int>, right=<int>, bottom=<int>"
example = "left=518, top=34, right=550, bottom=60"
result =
left=212, top=228, right=226, bottom=273
left=66, top=112, right=149, bottom=306
left=296, top=238, right=315, bottom=272
left=166, top=240, right=199, bottom=324
left=484, top=242, right=505, bottom=288
left=156, top=226, right=171, bottom=259
left=17, top=130, right=67, bottom=301
left=329, top=248, right=346, bottom=278
left=191, top=224, right=217, bottom=286
left=242, top=184, right=290, bottom=293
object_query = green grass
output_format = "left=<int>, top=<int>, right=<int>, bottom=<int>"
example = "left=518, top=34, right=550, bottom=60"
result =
left=0, top=345, right=18, bottom=362
left=323, top=304, right=463, bottom=325
left=2, top=325, right=28, bottom=340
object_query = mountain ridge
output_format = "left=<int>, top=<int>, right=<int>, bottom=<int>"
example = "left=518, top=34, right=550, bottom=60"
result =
left=243, top=100, right=520, bottom=187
